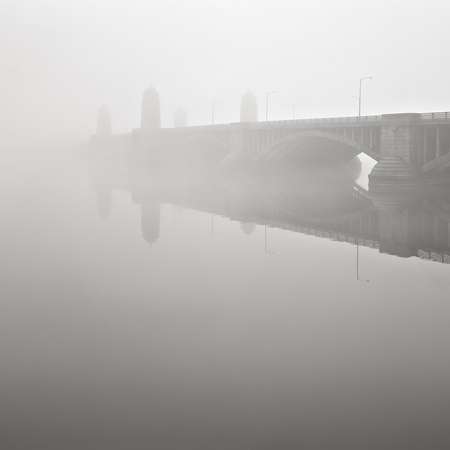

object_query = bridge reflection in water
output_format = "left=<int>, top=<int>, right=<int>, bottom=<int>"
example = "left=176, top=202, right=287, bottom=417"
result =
left=90, top=153, right=450, bottom=265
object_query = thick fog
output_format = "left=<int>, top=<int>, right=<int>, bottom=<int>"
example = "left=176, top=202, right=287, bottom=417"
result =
left=2, top=0, right=450, bottom=147
left=3, top=3, right=450, bottom=449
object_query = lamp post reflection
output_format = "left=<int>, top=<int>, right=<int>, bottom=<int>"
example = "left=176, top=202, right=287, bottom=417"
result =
left=264, top=224, right=276, bottom=255
left=356, top=238, right=370, bottom=282
left=265, top=91, right=277, bottom=121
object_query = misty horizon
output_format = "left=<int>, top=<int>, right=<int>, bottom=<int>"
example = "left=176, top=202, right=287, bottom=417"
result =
left=2, top=2, right=450, bottom=449
left=3, top=0, right=450, bottom=146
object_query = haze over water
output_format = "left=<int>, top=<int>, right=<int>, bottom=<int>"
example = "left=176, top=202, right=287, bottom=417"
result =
left=2, top=146, right=450, bottom=449
left=3, top=1, right=450, bottom=448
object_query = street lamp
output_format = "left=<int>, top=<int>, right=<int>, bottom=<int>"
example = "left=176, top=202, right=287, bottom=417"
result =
left=264, top=224, right=275, bottom=255
left=356, top=76, right=372, bottom=281
left=265, top=91, right=277, bottom=121
left=211, top=99, right=216, bottom=124
left=358, top=76, right=372, bottom=118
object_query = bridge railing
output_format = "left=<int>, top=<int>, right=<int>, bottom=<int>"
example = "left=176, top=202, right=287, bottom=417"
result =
left=421, top=112, right=450, bottom=120
left=255, top=115, right=383, bottom=128
left=135, top=111, right=450, bottom=133
left=255, top=112, right=450, bottom=128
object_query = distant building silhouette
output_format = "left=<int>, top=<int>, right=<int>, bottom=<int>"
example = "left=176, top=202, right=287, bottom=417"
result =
left=96, top=105, right=112, bottom=137
left=141, top=87, right=161, bottom=130
left=240, top=91, right=258, bottom=122
left=173, top=108, right=187, bottom=128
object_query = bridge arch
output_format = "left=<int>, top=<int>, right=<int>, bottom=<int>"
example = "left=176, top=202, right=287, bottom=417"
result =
left=261, top=130, right=379, bottom=164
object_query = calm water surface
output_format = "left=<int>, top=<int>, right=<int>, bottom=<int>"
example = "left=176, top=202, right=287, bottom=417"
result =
left=2, top=147, right=450, bottom=449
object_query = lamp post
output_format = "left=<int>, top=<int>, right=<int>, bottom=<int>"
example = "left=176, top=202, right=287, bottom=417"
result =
left=356, top=237, right=359, bottom=280
left=358, top=76, right=372, bottom=118
left=211, top=99, right=216, bottom=125
left=356, top=76, right=372, bottom=282
left=265, top=224, right=267, bottom=254
left=265, top=91, right=277, bottom=121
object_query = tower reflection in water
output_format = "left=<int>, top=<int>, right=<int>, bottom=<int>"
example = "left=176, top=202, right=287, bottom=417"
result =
left=90, top=156, right=450, bottom=264
left=141, top=200, right=161, bottom=246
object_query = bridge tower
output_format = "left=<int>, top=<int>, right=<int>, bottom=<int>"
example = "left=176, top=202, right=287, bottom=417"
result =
left=141, top=87, right=161, bottom=130
left=173, top=107, right=188, bottom=128
left=224, top=91, right=258, bottom=161
left=96, top=105, right=112, bottom=137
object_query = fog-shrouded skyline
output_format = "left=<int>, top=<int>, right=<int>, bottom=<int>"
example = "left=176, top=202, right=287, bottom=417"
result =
left=2, top=0, right=450, bottom=146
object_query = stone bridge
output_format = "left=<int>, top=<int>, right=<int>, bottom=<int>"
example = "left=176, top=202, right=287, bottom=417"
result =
left=93, top=88, right=450, bottom=183
left=124, top=112, right=450, bottom=178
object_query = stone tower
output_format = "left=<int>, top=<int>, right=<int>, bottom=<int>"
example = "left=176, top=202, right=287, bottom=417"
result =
left=96, top=105, right=112, bottom=137
left=141, top=87, right=161, bottom=130
left=173, top=108, right=187, bottom=128
left=240, top=91, right=258, bottom=122
left=141, top=201, right=160, bottom=245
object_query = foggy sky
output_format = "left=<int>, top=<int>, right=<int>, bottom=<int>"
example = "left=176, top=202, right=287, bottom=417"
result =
left=2, top=0, right=450, bottom=145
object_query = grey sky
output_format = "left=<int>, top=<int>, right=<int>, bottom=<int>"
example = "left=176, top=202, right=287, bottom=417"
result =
left=2, top=0, right=450, bottom=144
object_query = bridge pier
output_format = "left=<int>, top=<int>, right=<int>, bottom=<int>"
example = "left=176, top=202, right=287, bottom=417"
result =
left=369, top=113, right=421, bottom=203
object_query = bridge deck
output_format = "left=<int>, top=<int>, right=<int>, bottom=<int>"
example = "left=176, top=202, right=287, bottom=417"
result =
left=135, top=111, right=450, bottom=133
